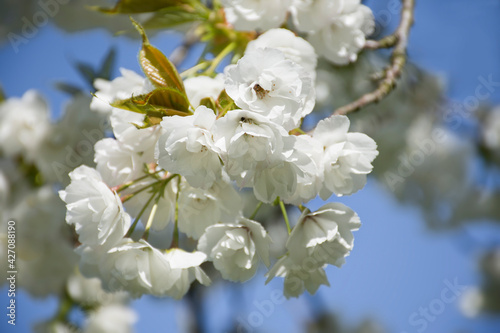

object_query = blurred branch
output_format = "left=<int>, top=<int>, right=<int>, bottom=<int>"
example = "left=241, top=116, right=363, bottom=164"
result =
left=334, top=0, right=415, bottom=116
left=170, top=30, right=200, bottom=66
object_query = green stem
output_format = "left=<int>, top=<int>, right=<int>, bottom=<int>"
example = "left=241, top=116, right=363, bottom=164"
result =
left=171, top=176, right=182, bottom=248
left=142, top=195, right=160, bottom=240
left=125, top=190, right=157, bottom=238
left=279, top=200, right=291, bottom=234
left=249, top=201, right=263, bottom=220
left=180, top=61, right=210, bottom=79
left=205, top=42, right=236, bottom=75
left=113, top=169, right=163, bottom=193
left=121, top=179, right=163, bottom=203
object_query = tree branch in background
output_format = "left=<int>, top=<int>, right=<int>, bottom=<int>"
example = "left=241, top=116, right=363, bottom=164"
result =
left=334, top=0, right=415, bottom=116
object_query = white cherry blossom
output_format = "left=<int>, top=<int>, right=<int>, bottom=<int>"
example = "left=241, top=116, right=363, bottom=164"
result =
left=83, top=305, right=137, bottom=333
left=222, top=0, right=291, bottom=31
left=78, top=239, right=209, bottom=299
left=156, top=106, right=222, bottom=189
left=110, top=109, right=164, bottom=153
left=279, top=135, right=324, bottom=205
left=184, top=74, right=225, bottom=107
left=163, top=248, right=211, bottom=299
left=245, top=28, right=317, bottom=74
left=313, top=115, right=378, bottom=198
left=94, top=138, right=151, bottom=187
left=59, top=165, right=131, bottom=248
left=198, top=218, right=271, bottom=282
left=286, top=203, right=361, bottom=267
left=265, top=255, right=330, bottom=298
left=307, top=2, right=375, bottom=65
left=91, top=68, right=153, bottom=115
left=214, top=109, right=289, bottom=186
left=0, top=90, right=50, bottom=162
left=178, top=179, right=243, bottom=239
left=224, top=48, right=315, bottom=130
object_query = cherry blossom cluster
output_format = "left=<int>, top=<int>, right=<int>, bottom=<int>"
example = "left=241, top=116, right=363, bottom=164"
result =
left=59, top=27, right=378, bottom=299
left=222, top=0, right=375, bottom=64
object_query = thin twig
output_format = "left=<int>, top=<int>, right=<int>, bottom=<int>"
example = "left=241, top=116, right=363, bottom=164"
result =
left=334, top=0, right=415, bottom=116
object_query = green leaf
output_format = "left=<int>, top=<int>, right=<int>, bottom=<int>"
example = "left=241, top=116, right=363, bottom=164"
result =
left=53, top=82, right=84, bottom=96
left=216, top=89, right=238, bottom=115
left=131, top=19, right=186, bottom=93
left=95, top=0, right=183, bottom=14
left=142, top=6, right=204, bottom=29
left=98, top=47, right=117, bottom=80
left=199, top=97, right=217, bottom=112
left=0, top=85, right=5, bottom=103
left=111, top=87, right=190, bottom=119
left=75, top=62, right=97, bottom=87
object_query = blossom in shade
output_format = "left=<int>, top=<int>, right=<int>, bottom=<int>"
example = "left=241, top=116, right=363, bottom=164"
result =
left=286, top=203, right=361, bottom=267
left=198, top=218, right=271, bottom=282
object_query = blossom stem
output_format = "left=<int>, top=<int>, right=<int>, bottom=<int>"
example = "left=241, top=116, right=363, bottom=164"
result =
left=142, top=195, right=160, bottom=240
left=180, top=61, right=210, bottom=79
left=120, top=179, right=162, bottom=203
left=54, top=291, right=73, bottom=323
left=171, top=176, right=182, bottom=248
left=112, top=169, right=163, bottom=193
left=334, top=0, right=415, bottom=115
left=205, top=42, right=237, bottom=75
left=249, top=201, right=263, bottom=220
left=279, top=200, right=291, bottom=234
left=125, top=190, right=157, bottom=238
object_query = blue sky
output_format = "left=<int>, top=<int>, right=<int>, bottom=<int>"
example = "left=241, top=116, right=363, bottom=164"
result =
left=1, top=0, right=500, bottom=332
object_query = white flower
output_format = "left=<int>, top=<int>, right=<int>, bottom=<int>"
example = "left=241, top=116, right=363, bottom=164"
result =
left=287, top=203, right=361, bottom=267
left=0, top=90, right=50, bottom=161
left=198, top=218, right=271, bottom=282
left=253, top=158, right=298, bottom=204
left=94, top=138, right=152, bottom=187
left=265, top=255, right=329, bottom=298
left=78, top=239, right=210, bottom=298
left=184, top=74, right=225, bottom=107
left=84, top=305, right=137, bottom=333
left=67, top=271, right=128, bottom=307
left=178, top=179, right=243, bottom=239
left=279, top=135, right=324, bottom=205
left=13, top=241, right=77, bottom=298
left=245, top=28, right=318, bottom=74
left=34, top=94, right=106, bottom=184
left=59, top=165, right=131, bottom=248
left=156, top=106, right=222, bottom=189
left=222, top=0, right=291, bottom=31
left=110, top=109, right=164, bottom=152
left=290, top=0, right=342, bottom=32
left=313, top=115, right=378, bottom=198
left=252, top=135, right=322, bottom=204
left=224, top=48, right=315, bottom=131
left=307, top=2, right=375, bottom=65
left=214, top=109, right=289, bottom=186
left=91, top=68, right=153, bottom=115
left=9, top=186, right=68, bottom=256
left=77, top=239, right=161, bottom=296
left=163, top=248, right=211, bottom=299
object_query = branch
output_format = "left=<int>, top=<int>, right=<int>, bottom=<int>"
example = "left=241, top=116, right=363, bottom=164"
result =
left=334, top=0, right=415, bottom=116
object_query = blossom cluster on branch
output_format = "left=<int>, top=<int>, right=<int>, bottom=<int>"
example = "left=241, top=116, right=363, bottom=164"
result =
left=57, top=11, right=379, bottom=299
